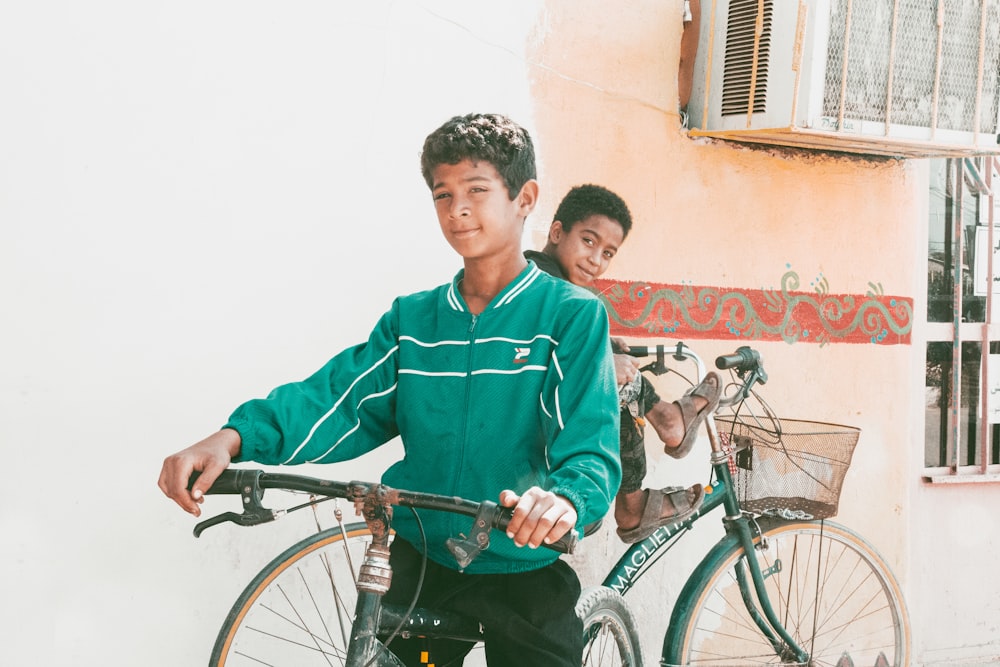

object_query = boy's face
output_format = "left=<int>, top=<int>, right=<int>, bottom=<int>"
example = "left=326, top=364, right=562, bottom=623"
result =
left=431, top=159, right=536, bottom=262
left=546, top=214, right=625, bottom=287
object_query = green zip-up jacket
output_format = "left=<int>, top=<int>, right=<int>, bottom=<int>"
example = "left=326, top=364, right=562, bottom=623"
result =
left=225, top=262, right=621, bottom=574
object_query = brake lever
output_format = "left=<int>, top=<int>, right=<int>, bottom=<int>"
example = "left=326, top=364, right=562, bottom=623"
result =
left=192, top=469, right=282, bottom=537
left=638, top=361, right=663, bottom=375
left=446, top=501, right=498, bottom=569
left=193, top=511, right=250, bottom=537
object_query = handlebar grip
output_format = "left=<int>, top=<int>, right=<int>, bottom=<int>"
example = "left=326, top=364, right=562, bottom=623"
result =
left=715, top=346, right=759, bottom=371
left=623, top=345, right=650, bottom=357
left=494, top=506, right=579, bottom=554
left=550, top=530, right=578, bottom=554
left=186, top=469, right=246, bottom=495
left=715, top=353, right=745, bottom=369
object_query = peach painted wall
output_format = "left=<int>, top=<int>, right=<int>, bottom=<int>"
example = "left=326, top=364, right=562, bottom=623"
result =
left=525, top=1, right=994, bottom=664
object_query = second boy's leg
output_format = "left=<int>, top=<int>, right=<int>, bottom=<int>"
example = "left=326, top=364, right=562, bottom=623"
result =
left=614, top=375, right=710, bottom=543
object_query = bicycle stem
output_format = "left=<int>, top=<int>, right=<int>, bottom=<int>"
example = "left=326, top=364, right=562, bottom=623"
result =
left=349, top=498, right=395, bottom=667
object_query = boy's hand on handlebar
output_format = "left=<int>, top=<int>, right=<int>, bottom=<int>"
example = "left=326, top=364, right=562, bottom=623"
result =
left=499, top=487, right=577, bottom=549
left=613, top=353, right=642, bottom=386
left=610, top=337, right=630, bottom=354
left=610, top=338, right=641, bottom=386
left=158, top=429, right=242, bottom=516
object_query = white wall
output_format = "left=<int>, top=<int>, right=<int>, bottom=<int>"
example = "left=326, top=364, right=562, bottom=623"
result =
left=0, top=3, right=547, bottom=664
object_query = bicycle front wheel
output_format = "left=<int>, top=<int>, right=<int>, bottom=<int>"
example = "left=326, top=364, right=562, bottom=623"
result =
left=665, top=520, right=910, bottom=666
left=210, top=522, right=374, bottom=667
left=577, top=585, right=643, bottom=667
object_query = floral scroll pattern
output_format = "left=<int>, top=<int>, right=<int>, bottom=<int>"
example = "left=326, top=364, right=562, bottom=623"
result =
left=593, top=269, right=913, bottom=346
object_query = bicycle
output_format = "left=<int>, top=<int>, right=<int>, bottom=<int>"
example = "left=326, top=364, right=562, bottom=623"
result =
left=190, top=467, right=585, bottom=666
left=191, top=343, right=911, bottom=666
left=576, top=343, right=911, bottom=666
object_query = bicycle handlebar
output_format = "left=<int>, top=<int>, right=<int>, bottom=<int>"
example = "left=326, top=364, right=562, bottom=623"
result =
left=620, top=345, right=657, bottom=357
left=625, top=343, right=767, bottom=387
left=188, top=469, right=580, bottom=566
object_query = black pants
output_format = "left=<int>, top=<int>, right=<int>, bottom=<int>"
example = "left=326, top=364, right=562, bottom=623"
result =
left=381, top=538, right=583, bottom=667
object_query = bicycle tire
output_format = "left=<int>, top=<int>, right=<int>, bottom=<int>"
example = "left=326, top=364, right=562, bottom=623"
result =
left=577, top=585, right=643, bottom=667
left=664, top=519, right=910, bottom=666
left=210, top=522, right=375, bottom=667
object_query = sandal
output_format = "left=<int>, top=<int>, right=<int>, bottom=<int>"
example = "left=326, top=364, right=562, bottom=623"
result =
left=616, top=484, right=705, bottom=544
left=665, top=371, right=722, bottom=459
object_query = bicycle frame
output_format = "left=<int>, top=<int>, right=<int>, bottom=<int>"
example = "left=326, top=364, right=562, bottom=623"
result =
left=199, top=343, right=904, bottom=666
left=601, top=344, right=811, bottom=664
left=601, top=472, right=808, bottom=662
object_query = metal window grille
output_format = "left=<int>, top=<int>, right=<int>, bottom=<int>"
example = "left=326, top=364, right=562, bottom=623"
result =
left=924, top=156, right=1000, bottom=480
left=822, top=0, right=1000, bottom=134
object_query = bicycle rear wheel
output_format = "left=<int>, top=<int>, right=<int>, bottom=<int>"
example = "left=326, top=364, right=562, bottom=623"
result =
left=665, top=520, right=910, bottom=666
left=210, top=522, right=373, bottom=666
left=577, top=586, right=643, bottom=667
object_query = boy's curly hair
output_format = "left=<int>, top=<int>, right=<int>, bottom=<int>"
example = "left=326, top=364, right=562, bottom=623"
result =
left=421, top=113, right=536, bottom=199
left=553, top=184, right=633, bottom=239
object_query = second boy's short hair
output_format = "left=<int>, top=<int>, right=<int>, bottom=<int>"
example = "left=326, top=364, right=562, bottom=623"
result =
left=421, top=113, right=537, bottom=200
left=554, top=184, right=633, bottom=239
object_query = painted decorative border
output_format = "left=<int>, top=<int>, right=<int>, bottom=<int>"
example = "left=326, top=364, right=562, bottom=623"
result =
left=593, top=269, right=913, bottom=346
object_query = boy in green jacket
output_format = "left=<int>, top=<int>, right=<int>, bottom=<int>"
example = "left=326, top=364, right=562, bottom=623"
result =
left=526, top=184, right=720, bottom=543
left=158, top=113, right=621, bottom=666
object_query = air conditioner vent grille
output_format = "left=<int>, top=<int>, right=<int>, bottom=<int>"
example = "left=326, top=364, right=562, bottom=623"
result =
left=823, top=0, right=1000, bottom=134
left=721, top=0, right=773, bottom=116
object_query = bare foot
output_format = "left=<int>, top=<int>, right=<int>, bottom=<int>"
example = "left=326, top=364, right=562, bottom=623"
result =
left=645, top=395, right=708, bottom=451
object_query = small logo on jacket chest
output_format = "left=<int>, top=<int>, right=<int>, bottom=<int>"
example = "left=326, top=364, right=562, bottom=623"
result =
left=513, top=347, right=531, bottom=363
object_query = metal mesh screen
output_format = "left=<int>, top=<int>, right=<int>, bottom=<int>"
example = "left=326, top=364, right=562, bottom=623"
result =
left=823, top=0, right=1000, bottom=133
left=717, top=418, right=861, bottom=520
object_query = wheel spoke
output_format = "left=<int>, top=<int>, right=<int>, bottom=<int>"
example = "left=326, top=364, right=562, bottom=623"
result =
left=210, top=525, right=371, bottom=666
left=672, top=521, right=909, bottom=667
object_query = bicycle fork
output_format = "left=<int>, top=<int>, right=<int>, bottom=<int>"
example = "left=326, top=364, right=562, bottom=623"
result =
left=709, top=425, right=811, bottom=664
left=715, top=458, right=809, bottom=663
left=729, top=516, right=810, bottom=663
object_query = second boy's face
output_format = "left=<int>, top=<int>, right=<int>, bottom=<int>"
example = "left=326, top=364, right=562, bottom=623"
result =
left=430, top=159, right=535, bottom=262
left=548, top=214, right=625, bottom=287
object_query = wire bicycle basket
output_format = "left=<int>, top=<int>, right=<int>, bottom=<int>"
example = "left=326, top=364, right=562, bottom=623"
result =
left=716, top=417, right=861, bottom=520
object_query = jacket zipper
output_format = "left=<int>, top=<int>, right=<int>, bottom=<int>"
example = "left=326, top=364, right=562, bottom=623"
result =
left=452, top=312, right=478, bottom=538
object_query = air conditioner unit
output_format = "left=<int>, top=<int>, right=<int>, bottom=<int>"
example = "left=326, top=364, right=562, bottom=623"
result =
left=687, top=0, right=1000, bottom=157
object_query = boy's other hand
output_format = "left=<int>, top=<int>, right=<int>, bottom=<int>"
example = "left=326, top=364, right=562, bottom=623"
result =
left=613, top=352, right=642, bottom=387
left=158, top=429, right=241, bottom=516
left=610, top=337, right=630, bottom=354
left=499, top=487, right=577, bottom=549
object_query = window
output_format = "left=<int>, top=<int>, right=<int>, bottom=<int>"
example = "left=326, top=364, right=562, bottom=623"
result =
left=925, top=157, right=1000, bottom=481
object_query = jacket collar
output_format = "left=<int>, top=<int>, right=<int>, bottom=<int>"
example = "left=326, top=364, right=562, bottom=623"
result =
left=446, top=263, right=542, bottom=313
